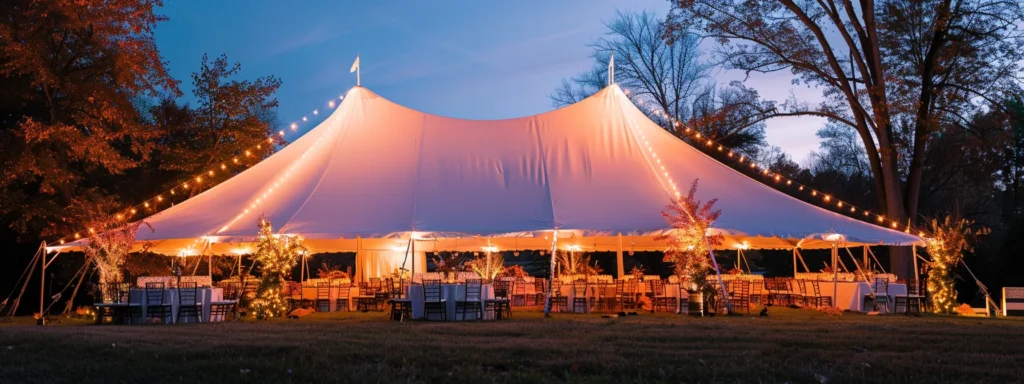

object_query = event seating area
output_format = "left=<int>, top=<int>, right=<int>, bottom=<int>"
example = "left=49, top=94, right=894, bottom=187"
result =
left=92, top=270, right=931, bottom=325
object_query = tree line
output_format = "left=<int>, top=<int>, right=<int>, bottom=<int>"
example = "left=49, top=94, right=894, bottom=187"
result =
left=553, top=5, right=1023, bottom=298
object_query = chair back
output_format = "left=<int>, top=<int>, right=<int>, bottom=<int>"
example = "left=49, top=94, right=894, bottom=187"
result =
left=810, top=280, right=823, bottom=296
left=317, top=281, right=331, bottom=300
left=735, top=280, right=750, bottom=299
left=145, top=282, right=165, bottom=305
left=751, top=281, right=763, bottom=297
left=493, top=279, right=511, bottom=299
left=359, top=282, right=375, bottom=297
left=337, top=283, right=352, bottom=298
left=534, top=278, right=547, bottom=295
left=571, top=280, right=588, bottom=296
left=465, top=279, right=482, bottom=301
left=369, top=277, right=382, bottom=292
left=422, top=279, right=442, bottom=302
left=649, top=279, right=665, bottom=296
left=178, top=282, right=198, bottom=306
left=100, top=282, right=126, bottom=304
left=906, top=279, right=922, bottom=296
left=551, top=279, right=563, bottom=297
left=389, top=278, right=404, bottom=298
left=795, top=279, right=808, bottom=295
left=873, top=278, right=889, bottom=295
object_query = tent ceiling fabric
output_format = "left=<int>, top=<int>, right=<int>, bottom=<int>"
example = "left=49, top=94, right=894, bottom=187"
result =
left=53, top=85, right=921, bottom=255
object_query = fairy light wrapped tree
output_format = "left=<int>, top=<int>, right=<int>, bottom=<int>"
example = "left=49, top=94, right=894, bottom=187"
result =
left=250, top=218, right=306, bottom=319
left=656, top=180, right=724, bottom=304
left=924, top=216, right=989, bottom=314
left=467, top=250, right=505, bottom=282
left=83, top=221, right=150, bottom=285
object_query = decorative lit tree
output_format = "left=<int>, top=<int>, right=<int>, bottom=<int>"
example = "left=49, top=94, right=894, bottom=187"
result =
left=656, top=180, right=724, bottom=303
left=554, top=249, right=602, bottom=279
left=466, top=250, right=505, bottom=282
left=250, top=218, right=305, bottom=320
left=82, top=221, right=150, bottom=285
left=924, top=216, right=989, bottom=314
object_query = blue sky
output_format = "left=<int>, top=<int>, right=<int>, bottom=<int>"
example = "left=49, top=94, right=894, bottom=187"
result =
left=155, top=1, right=823, bottom=161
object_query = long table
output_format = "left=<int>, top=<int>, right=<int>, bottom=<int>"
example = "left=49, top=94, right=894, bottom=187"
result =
left=811, top=281, right=907, bottom=312
left=128, top=287, right=223, bottom=324
left=299, top=286, right=362, bottom=312
left=406, top=284, right=495, bottom=321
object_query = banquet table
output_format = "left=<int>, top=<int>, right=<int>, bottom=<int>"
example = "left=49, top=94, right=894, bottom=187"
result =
left=128, top=287, right=223, bottom=324
left=809, top=281, right=907, bottom=312
left=406, top=284, right=495, bottom=321
left=299, top=286, right=361, bottom=311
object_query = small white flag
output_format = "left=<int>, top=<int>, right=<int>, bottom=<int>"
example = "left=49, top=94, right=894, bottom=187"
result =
left=350, top=55, right=360, bottom=73
left=608, top=52, right=615, bottom=84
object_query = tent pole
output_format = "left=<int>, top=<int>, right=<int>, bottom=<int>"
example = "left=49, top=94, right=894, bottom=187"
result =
left=39, top=242, right=46, bottom=325
left=832, top=241, right=838, bottom=307
left=411, top=236, right=416, bottom=281
left=616, top=233, right=624, bottom=279
left=912, top=245, right=919, bottom=284
left=356, top=236, right=362, bottom=283
left=792, top=248, right=797, bottom=276
left=863, top=246, right=870, bottom=273
left=544, top=230, right=559, bottom=318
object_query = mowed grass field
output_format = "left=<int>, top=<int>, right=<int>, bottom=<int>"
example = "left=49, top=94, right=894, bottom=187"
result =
left=1, top=307, right=1023, bottom=383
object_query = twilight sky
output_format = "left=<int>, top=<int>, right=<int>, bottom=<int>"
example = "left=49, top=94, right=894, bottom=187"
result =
left=154, top=1, right=825, bottom=162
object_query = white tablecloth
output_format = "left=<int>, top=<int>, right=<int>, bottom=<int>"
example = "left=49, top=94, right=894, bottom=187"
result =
left=406, top=284, right=494, bottom=320
left=300, top=286, right=361, bottom=311
left=811, top=281, right=907, bottom=312
left=129, top=287, right=222, bottom=324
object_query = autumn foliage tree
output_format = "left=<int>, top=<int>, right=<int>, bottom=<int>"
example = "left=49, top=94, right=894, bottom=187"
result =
left=0, top=0, right=179, bottom=239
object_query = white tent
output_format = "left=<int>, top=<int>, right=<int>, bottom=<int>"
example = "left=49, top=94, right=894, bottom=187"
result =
left=53, top=85, right=921, bottom=277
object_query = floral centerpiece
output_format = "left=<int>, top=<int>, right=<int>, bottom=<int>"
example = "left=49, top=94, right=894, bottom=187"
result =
left=430, top=252, right=467, bottom=282
left=502, top=264, right=529, bottom=279
left=317, top=262, right=350, bottom=280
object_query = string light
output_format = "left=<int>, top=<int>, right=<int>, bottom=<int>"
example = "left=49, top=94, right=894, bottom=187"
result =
left=628, top=87, right=920, bottom=235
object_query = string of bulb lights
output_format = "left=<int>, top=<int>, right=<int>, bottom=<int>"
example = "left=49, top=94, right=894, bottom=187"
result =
left=623, top=87, right=922, bottom=238
left=53, top=93, right=350, bottom=247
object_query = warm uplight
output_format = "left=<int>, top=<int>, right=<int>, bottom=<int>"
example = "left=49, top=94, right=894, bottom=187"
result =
left=482, top=245, right=499, bottom=253
left=824, top=234, right=843, bottom=242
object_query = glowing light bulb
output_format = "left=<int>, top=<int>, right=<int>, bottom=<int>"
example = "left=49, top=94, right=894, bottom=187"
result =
left=278, top=130, right=285, bottom=136
left=75, top=233, right=80, bottom=239
left=221, top=164, right=227, bottom=170
left=183, top=183, right=189, bottom=189
left=302, top=116, right=308, bottom=121
left=195, top=177, right=202, bottom=183
left=208, top=170, right=214, bottom=176
left=798, top=186, right=804, bottom=191
left=144, top=202, right=150, bottom=208
left=786, top=180, right=792, bottom=186
left=158, top=196, right=164, bottom=201
left=313, top=109, right=319, bottom=115
left=291, top=123, right=298, bottom=130
left=812, top=191, right=817, bottom=196
left=130, top=208, right=137, bottom=214
left=328, top=101, right=335, bottom=108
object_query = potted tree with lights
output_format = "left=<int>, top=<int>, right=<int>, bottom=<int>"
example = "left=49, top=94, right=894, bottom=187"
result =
left=656, top=180, right=724, bottom=316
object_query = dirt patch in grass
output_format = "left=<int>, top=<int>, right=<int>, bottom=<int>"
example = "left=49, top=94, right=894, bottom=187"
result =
left=1, top=308, right=1023, bottom=383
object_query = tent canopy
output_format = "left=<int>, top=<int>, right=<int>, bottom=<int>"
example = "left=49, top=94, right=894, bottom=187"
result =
left=53, top=85, right=921, bottom=255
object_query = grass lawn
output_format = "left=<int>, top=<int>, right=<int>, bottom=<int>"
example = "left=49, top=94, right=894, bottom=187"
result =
left=1, top=307, right=1023, bottom=383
